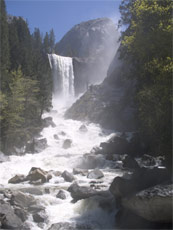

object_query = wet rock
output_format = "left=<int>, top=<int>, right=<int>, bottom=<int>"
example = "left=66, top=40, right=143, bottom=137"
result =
left=20, top=187, right=43, bottom=195
left=56, top=190, right=66, bottom=200
left=14, top=207, right=28, bottom=222
left=54, top=134, right=59, bottom=140
left=0, top=202, right=23, bottom=229
left=11, top=191, right=37, bottom=209
left=48, top=222, right=93, bottom=230
left=110, top=168, right=170, bottom=199
left=25, top=138, right=48, bottom=153
left=62, top=139, right=72, bottom=149
left=100, top=136, right=129, bottom=155
left=87, top=169, right=104, bottom=179
left=140, top=154, right=156, bottom=167
left=122, top=155, right=140, bottom=169
left=68, top=182, right=107, bottom=201
left=27, top=167, right=51, bottom=184
left=34, top=138, right=48, bottom=153
left=28, top=204, right=45, bottom=213
left=59, top=131, right=66, bottom=136
left=122, top=184, right=173, bottom=222
left=79, top=124, right=88, bottom=132
left=73, top=168, right=88, bottom=176
left=8, top=174, right=27, bottom=184
left=62, top=170, right=75, bottom=182
left=51, top=170, right=62, bottom=177
left=33, top=211, right=47, bottom=223
left=43, top=116, right=56, bottom=128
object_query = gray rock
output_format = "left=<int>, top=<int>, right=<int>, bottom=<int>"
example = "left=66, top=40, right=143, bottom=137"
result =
left=33, top=211, right=47, bottom=223
left=8, top=174, right=27, bottom=184
left=54, top=134, right=59, bottom=140
left=62, top=170, right=75, bottom=182
left=73, top=168, right=88, bottom=176
left=43, top=117, right=56, bottom=128
left=87, top=169, right=104, bottom=179
left=20, top=187, right=43, bottom=195
left=14, top=207, right=28, bottom=222
left=48, top=222, right=93, bottom=230
left=27, top=167, right=52, bottom=184
left=79, top=124, right=88, bottom=132
left=28, top=204, right=45, bottom=213
left=62, top=139, right=72, bottom=149
left=11, top=191, right=37, bottom=209
left=56, top=190, right=66, bottom=200
left=68, top=182, right=108, bottom=201
left=122, top=155, right=140, bottom=169
left=0, top=202, right=23, bottom=229
left=122, top=184, right=173, bottom=222
left=25, top=138, right=48, bottom=153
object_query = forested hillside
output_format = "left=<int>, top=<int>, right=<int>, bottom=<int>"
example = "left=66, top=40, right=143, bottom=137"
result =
left=0, top=0, right=55, bottom=153
left=119, top=0, right=172, bottom=159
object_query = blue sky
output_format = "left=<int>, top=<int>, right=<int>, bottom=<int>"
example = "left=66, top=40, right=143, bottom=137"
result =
left=6, top=0, right=121, bottom=42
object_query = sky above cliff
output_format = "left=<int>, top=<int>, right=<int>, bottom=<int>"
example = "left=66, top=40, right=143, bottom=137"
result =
left=6, top=0, right=121, bottom=42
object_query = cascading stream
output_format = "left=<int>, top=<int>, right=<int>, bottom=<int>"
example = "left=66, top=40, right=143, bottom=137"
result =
left=0, top=53, right=121, bottom=230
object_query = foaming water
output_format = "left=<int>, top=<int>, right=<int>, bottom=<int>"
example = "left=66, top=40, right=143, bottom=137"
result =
left=0, top=97, right=122, bottom=229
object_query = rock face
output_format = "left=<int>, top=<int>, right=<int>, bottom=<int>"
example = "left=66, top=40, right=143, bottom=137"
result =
left=122, top=184, right=173, bottom=222
left=55, top=18, right=119, bottom=95
left=65, top=51, right=136, bottom=131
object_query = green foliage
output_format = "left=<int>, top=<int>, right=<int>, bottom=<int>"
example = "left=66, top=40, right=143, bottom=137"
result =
left=119, top=0, right=172, bottom=155
left=0, top=0, right=53, bottom=153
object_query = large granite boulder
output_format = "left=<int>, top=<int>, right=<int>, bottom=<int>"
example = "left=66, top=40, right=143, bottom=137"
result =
left=0, top=202, right=23, bottom=229
left=87, top=169, right=104, bottom=179
left=122, top=184, right=173, bottom=222
left=62, top=170, right=75, bottom=182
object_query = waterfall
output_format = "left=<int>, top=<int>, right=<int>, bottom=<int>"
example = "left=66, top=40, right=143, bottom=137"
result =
left=48, top=54, right=75, bottom=99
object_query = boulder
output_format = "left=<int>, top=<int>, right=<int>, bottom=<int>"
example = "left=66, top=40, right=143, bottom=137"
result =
left=48, top=222, right=93, bottom=230
left=73, top=168, right=88, bottom=176
left=62, top=170, right=75, bottom=182
left=14, top=207, right=28, bottom=222
left=42, top=117, right=56, bottom=128
left=25, top=138, right=48, bottom=153
left=56, top=190, right=66, bottom=200
left=80, top=154, right=105, bottom=169
left=20, top=187, right=43, bottom=195
left=33, top=211, right=47, bottom=223
left=87, top=169, right=104, bottom=179
left=27, top=167, right=51, bottom=184
left=79, top=124, right=88, bottom=132
left=0, top=202, right=23, bottom=229
left=8, top=174, right=27, bottom=184
left=54, top=134, right=59, bottom=140
left=122, top=155, right=140, bottom=169
left=62, top=139, right=72, bottom=149
left=67, top=182, right=108, bottom=201
left=110, top=168, right=170, bottom=199
left=100, top=136, right=129, bottom=155
left=122, top=184, right=173, bottom=222
left=28, top=204, right=45, bottom=213
left=11, top=191, right=37, bottom=209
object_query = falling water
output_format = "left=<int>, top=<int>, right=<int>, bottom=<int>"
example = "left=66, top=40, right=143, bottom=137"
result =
left=0, top=53, right=121, bottom=230
left=48, top=54, right=75, bottom=99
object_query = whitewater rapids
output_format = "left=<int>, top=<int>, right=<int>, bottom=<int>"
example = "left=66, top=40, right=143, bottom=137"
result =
left=0, top=97, right=123, bottom=229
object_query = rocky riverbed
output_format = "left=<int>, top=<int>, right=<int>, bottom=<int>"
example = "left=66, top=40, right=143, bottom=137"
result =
left=0, top=98, right=172, bottom=229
